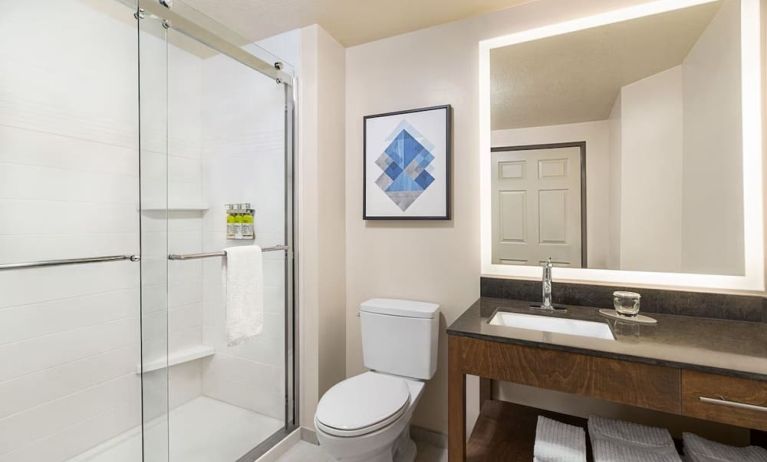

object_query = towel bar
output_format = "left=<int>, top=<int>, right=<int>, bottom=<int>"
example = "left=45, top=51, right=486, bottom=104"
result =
left=0, top=254, right=140, bottom=271
left=168, top=245, right=289, bottom=261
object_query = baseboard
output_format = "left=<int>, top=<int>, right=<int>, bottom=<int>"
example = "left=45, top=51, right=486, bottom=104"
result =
left=410, top=425, right=448, bottom=449
left=254, top=429, right=301, bottom=462
left=300, top=427, right=320, bottom=445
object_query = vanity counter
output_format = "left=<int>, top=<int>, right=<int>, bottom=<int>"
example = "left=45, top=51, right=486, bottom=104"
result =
left=447, top=298, right=767, bottom=461
left=447, top=297, right=767, bottom=382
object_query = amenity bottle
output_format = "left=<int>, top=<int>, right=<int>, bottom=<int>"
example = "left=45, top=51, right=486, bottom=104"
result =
left=226, top=205, right=236, bottom=239
left=242, top=203, right=254, bottom=239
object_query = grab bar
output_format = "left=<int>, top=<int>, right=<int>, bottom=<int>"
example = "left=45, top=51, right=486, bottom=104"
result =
left=0, top=254, right=140, bottom=271
left=168, top=245, right=289, bottom=261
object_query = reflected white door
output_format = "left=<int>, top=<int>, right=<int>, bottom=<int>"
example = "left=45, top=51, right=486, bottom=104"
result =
left=491, top=145, right=584, bottom=267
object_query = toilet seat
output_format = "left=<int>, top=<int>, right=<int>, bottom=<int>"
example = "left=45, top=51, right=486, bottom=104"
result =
left=315, top=372, right=411, bottom=437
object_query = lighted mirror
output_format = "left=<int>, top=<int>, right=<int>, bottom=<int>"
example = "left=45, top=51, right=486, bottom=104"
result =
left=480, top=0, right=763, bottom=291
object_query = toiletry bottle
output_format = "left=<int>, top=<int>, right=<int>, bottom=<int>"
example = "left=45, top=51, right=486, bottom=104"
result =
left=242, top=203, right=254, bottom=239
left=233, top=204, right=243, bottom=239
left=226, top=204, right=236, bottom=239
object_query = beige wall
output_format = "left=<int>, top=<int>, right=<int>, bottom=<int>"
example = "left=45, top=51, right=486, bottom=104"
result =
left=343, top=0, right=678, bottom=435
left=618, top=66, right=685, bottom=272
left=608, top=97, right=623, bottom=269
left=298, top=24, right=347, bottom=429
left=763, top=0, right=767, bottom=293
left=682, top=0, right=745, bottom=275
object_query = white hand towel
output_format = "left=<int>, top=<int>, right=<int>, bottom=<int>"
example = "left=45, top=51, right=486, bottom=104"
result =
left=224, top=246, right=264, bottom=346
left=590, top=437, right=682, bottom=462
left=534, top=416, right=587, bottom=462
left=683, top=432, right=767, bottom=462
left=589, top=416, right=676, bottom=448
left=588, top=416, right=681, bottom=462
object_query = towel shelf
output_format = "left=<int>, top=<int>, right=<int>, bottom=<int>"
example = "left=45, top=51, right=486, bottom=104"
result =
left=168, top=245, right=289, bottom=261
left=138, top=345, right=216, bottom=374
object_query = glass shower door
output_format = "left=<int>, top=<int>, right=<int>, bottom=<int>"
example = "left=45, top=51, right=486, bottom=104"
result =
left=138, top=9, right=172, bottom=462
left=137, top=6, right=295, bottom=461
left=0, top=1, right=143, bottom=461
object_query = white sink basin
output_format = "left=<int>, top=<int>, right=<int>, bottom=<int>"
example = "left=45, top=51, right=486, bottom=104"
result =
left=488, top=311, right=615, bottom=340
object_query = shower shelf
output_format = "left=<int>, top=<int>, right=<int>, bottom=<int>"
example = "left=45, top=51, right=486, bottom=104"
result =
left=137, top=345, right=216, bottom=374
left=140, top=203, right=209, bottom=212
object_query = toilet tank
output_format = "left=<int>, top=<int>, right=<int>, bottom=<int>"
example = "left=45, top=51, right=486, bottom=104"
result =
left=360, top=298, right=440, bottom=380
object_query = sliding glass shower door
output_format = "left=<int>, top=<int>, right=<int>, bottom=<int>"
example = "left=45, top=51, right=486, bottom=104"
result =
left=0, top=1, right=143, bottom=461
left=137, top=4, right=297, bottom=461
left=0, top=1, right=295, bottom=461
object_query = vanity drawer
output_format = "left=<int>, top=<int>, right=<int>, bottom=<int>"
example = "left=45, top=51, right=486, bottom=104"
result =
left=682, top=370, right=767, bottom=431
left=456, top=337, right=682, bottom=414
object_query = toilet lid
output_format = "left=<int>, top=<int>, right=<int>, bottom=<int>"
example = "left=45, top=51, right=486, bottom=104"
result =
left=315, top=372, right=410, bottom=437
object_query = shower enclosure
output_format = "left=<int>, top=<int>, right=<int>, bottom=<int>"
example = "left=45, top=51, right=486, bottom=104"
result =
left=0, top=1, right=297, bottom=460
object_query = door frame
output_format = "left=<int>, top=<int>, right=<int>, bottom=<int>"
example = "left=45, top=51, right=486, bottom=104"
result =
left=490, top=141, right=587, bottom=268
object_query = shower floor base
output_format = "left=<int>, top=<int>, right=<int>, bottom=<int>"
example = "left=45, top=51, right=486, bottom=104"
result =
left=69, top=396, right=283, bottom=462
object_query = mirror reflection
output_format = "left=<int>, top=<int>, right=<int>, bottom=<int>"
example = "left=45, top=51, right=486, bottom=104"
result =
left=489, top=0, right=744, bottom=275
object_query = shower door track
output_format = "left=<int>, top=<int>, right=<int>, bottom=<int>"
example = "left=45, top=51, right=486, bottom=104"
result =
left=136, top=0, right=293, bottom=86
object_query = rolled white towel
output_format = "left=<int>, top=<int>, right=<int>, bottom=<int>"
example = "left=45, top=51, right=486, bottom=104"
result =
left=683, top=433, right=767, bottom=462
left=534, top=416, right=587, bottom=462
left=588, top=416, right=681, bottom=462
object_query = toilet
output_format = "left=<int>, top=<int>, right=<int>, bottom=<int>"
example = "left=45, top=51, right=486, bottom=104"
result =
left=315, top=298, right=440, bottom=462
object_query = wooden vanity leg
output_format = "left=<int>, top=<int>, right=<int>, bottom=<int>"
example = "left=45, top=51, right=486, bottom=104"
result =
left=448, top=336, right=466, bottom=462
left=479, top=378, right=493, bottom=408
left=752, top=429, right=767, bottom=448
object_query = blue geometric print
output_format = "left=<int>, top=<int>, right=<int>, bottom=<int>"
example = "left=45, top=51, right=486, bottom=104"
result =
left=375, top=126, right=436, bottom=211
left=414, top=170, right=435, bottom=190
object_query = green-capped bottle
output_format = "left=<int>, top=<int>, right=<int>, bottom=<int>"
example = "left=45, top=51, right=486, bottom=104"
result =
left=233, top=204, right=243, bottom=239
left=226, top=204, right=236, bottom=239
left=242, top=203, right=254, bottom=239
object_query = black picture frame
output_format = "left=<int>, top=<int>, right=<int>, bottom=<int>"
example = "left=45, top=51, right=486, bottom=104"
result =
left=363, top=104, right=452, bottom=220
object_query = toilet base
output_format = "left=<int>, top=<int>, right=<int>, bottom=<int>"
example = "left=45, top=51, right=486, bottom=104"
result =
left=392, top=429, right=417, bottom=462
left=318, top=425, right=417, bottom=462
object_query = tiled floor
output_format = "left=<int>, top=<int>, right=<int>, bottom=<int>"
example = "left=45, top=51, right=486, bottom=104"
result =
left=276, top=440, right=448, bottom=462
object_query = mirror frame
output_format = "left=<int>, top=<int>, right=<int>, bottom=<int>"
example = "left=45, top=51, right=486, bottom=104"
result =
left=479, top=0, right=764, bottom=293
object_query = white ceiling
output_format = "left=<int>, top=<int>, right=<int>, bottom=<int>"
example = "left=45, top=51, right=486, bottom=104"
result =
left=174, top=0, right=532, bottom=47
left=490, top=1, right=722, bottom=130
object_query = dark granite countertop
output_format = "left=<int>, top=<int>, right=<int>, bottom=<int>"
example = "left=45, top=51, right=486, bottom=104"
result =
left=447, top=297, right=767, bottom=381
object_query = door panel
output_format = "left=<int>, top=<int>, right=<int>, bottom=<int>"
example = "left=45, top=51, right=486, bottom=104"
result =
left=492, top=145, right=584, bottom=268
left=499, top=191, right=527, bottom=243
left=538, top=189, right=568, bottom=244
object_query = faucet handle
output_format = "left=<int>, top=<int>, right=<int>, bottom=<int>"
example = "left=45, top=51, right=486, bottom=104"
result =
left=542, top=257, right=553, bottom=269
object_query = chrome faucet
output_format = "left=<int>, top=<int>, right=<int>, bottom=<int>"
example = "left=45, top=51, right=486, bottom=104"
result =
left=542, top=257, right=553, bottom=309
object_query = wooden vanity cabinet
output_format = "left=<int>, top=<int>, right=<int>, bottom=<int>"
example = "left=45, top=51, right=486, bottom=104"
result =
left=448, top=334, right=767, bottom=462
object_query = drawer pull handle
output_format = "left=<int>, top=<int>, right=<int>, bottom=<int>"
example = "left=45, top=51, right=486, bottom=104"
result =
left=699, top=396, right=767, bottom=413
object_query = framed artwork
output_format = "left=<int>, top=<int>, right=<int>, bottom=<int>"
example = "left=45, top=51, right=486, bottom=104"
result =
left=363, top=105, right=452, bottom=220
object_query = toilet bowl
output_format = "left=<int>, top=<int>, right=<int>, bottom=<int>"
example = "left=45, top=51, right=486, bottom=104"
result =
left=315, top=372, right=425, bottom=462
left=315, top=298, right=440, bottom=462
